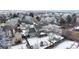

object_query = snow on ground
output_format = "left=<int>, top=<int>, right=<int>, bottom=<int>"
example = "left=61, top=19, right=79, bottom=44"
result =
left=10, top=39, right=79, bottom=49
left=54, top=40, right=78, bottom=49
left=10, top=36, right=50, bottom=49
left=27, top=36, right=50, bottom=49
left=10, top=34, right=64, bottom=49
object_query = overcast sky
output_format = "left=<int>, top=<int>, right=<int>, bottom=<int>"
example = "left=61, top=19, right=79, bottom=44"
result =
left=0, top=0, right=79, bottom=10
